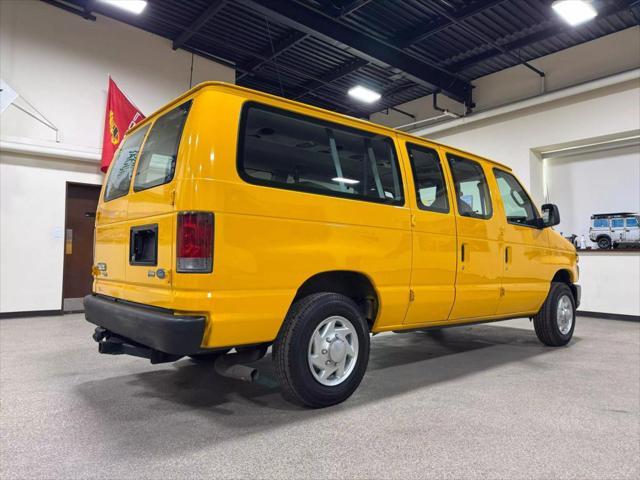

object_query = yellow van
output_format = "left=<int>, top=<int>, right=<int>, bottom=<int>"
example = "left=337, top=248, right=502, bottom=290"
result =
left=85, top=82, right=580, bottom=408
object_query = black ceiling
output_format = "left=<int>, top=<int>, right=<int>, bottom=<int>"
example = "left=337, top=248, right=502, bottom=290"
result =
left=45, top=0, right=640, bottom=118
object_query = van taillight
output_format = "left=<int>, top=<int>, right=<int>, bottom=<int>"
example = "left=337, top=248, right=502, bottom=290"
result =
left=177, top=212, right=213, bottom=273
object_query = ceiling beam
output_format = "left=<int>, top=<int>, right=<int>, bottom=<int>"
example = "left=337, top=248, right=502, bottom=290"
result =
left=172, top=0, right=227, bottom=50
left=237, top=0, right=472, bottom=105
left=236, top=31, right=307, bottom=81
left=42, top=0, right=96, bottom=20
left=447, top=0, right=633, bottom=73
left=393, top=0, right=509, bottom=48
left=237, top=0, right=372, bottom=81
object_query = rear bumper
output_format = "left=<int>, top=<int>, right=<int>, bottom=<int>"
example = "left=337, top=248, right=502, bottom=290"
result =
left=83, top=294, right=205, bottom=355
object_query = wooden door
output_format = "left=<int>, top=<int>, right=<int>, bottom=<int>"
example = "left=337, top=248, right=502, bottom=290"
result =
left=63, top=183, right=101, bottom=311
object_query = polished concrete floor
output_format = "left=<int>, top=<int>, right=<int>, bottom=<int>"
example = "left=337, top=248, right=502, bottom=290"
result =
left=1, top=314, right=638, bottom=479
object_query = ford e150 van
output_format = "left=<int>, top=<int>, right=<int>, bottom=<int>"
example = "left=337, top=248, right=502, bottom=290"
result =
left=85, top=82, right=580, bottom=408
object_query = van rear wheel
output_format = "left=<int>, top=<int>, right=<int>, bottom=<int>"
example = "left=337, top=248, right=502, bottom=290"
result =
left=533, top=282, right=576, bottom=347
left=273, top=293, right=370, bottom=408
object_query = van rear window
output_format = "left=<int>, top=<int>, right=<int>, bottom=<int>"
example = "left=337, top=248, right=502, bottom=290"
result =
left=133, top=101, right=191, bottom=192
left=237, top=102, right=403, bottom=205
left=104, top=125, right=150, bottom=202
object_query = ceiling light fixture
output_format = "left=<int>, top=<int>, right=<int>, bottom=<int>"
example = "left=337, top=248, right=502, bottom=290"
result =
left=552, top=0, right=597, bottom=26
left=348, top=85, right=381, bottom=104
left=99, top=0, right=148, bottom=15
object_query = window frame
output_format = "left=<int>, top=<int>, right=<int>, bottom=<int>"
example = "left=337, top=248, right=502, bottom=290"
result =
left=236, top=101, right=405, bottom=207
left=132, top=100, right=193, bottom=194
left=492, top=167, right=541, bottom=229
left=103, top=124, right=151, bottom=203
left=406, top=142, right=449, bottom=214
left=446, top=153, right=493, bottom=220
left=626, top=217, right=639, bottom=228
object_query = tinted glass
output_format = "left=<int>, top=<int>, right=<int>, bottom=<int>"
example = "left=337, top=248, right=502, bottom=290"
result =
left=104, top=125, right=150, bottom=202
left=407, top=143, right=448, bottom=213
left=447, top=154, right=492, bottom=219
left=134, top=101, right=191, bottom=192
left=238, top=104, right=403, bottom=205
left=593, top=219, right=609, bottom=228
left=626, top=217, right=639, bottom=227
left=611, top=218, right=624, bottom=228
left=494, top=169, right=538, bottom=227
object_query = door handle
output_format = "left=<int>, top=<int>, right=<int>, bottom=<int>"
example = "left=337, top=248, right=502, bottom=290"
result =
left=461, top=243, right=466, bottom=262
left=505, top=246, right=511, bottom=263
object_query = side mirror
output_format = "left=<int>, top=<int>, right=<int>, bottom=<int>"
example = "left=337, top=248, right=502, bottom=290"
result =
left=540, top=203, right=561, bottom=228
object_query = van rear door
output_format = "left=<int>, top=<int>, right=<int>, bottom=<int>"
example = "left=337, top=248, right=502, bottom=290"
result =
left=124, top=101, right=192, bottom=290
left=95, top=125, right=151, bottom=284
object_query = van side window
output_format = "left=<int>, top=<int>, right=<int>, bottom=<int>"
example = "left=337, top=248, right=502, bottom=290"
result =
left=238, top=103, right=403, bottom=205
left=493, top=169, right=539, bottom=227
left=611, top=218, right=624, bottom=228
left=133, top=101, right=191, bottom=192
left=104, top=125, right=150, bottom=202
left=406, top=143, right=448, bottom=213
left=626, top=217, right=639, bottom=227
left=447, top=154, right=492, bottom=219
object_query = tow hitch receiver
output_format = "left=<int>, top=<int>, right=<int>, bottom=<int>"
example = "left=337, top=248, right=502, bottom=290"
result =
left=92, top=327, right=182, bottom=364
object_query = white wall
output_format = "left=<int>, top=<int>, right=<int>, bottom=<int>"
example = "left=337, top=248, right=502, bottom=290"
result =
left=578, top=253, right=640, bottom=316
left=0, top=0, right=235, bottom=152
left=546, top=144, right=640, bottom=244
left=0, top=155, right=103, bottom=313
left=0, top=1, right=234, bottom=313
left=429, top=80, right=640, bottom=204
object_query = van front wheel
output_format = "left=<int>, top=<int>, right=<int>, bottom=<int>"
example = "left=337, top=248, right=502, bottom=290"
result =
left=533, top=282, right=576, bottom=347
left=273, top=293, right=370, bottom=408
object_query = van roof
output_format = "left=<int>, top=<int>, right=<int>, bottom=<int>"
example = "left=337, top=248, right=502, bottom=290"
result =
left=133, top=81, right=512, bottom=171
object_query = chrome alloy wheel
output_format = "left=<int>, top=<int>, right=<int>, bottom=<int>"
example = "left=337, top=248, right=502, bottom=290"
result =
left=308, top=316, right=359, bottom=386
left=556, top=294, right=574, bottom=335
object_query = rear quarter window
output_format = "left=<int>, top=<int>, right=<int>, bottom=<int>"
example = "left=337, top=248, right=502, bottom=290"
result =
left=133, top=101, right=192, bottom=192
left=237, top=102, right=404, bottom=205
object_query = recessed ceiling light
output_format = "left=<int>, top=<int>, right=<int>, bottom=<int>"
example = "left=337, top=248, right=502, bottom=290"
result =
left=99, top=0, right=148, bottom=15
left=348, top=85, right=381, bottom=104
left=552, top=0, right=597, bottom=26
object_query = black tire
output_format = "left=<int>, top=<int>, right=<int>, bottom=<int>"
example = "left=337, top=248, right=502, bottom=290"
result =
left=533, top=282, right=576, bottom=347
left=273, top=292, right=370, bottom=408
left=597, top=236, right=611, bottom=249
left=189, top=349, right=230, bottom=363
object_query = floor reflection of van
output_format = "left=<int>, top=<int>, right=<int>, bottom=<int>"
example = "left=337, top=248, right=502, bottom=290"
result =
left=589, top=213, right=640, bottom=249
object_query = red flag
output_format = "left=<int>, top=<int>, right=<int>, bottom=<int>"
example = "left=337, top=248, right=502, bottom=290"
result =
left=100, top=77, right=145, bottom=173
